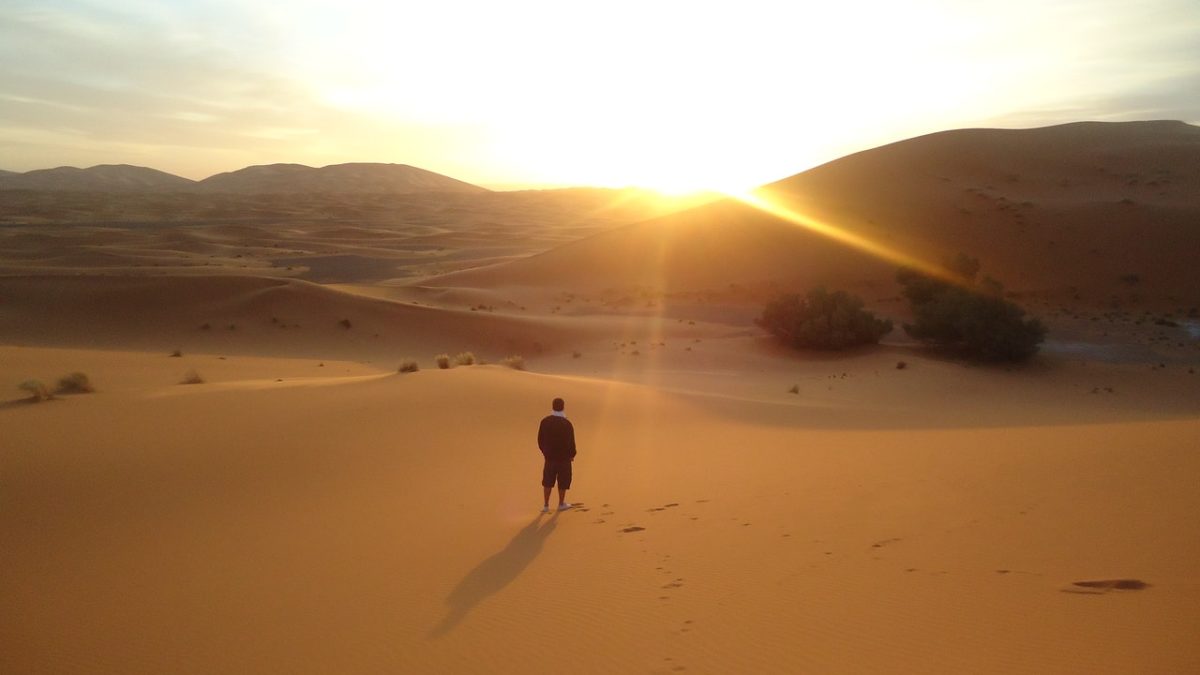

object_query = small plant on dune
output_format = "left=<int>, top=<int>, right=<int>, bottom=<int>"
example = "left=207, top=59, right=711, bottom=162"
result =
left=788, top=384, right=799, bottom=394
left=758, top=287, right=893, bottom=350
left=338, top=318, right=352, bottom=329
left=455, top=351, right=476, bottom=366
left=56, top=372, right=94, bottom=394
left=181, top=369, right=205, bottom=385
left=19, top=379, right=52, bottom=402
left=572, top=351, right=582, bottom=359
left=170, top=349, right=182, bottom=357
left=896, top=361, right=908, bottom=370
left=398, top=359, right=419, bottom=373
left=502, top=355, right=526, bottom=370
left=435, top=354, right=452, bottom=369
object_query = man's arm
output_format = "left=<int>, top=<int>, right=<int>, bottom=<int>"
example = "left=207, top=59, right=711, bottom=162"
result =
left=568, top=420, right=577, bottom=460
left=537, top=418, right=549, bottom=456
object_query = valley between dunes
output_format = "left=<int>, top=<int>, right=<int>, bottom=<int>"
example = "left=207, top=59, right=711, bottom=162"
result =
left=2, top=122, right=1199, bottom=674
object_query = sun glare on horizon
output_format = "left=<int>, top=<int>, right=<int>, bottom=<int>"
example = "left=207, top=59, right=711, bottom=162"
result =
left=1, top=1, right=1197, bottom=187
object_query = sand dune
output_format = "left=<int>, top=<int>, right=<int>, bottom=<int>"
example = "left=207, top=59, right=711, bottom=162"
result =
left=2, top=347, right=1197, bottom=674
left=2, top=121, right=1198, bottom=673
left=0, top=275, right=600, bottom=361
left=428, top=121, right=1200, bottom=305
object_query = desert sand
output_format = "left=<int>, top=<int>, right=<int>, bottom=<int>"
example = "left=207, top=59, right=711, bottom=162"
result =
left=2, top=122, right=1199, bottom=674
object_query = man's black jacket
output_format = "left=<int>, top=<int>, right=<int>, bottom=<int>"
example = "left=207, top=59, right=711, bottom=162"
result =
left=538, top=415, right=576, bottom=461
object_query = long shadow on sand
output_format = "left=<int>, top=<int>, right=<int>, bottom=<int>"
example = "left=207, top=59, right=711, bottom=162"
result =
left=429, top=513, right=558, bottom=637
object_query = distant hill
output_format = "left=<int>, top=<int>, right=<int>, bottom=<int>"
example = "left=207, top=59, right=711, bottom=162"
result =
left=0, top=162, right=488, bottom=195
left=425, top=121, right=1200, bottom=301
left=194, top=162, right=488, bottom=194
left=0, top=164, right=196, bottom=192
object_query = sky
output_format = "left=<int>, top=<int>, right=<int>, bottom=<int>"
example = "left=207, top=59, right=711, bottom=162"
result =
left=1, top=0, right=1198, bottom=192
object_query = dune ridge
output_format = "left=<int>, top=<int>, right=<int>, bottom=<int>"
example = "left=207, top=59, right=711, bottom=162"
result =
left=426, top=121, right=1200, bottom=303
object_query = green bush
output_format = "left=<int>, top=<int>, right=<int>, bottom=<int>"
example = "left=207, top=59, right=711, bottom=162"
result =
left=897, top=254, right=1045, bottom=361
left=758, top=287, right=893, bottom=350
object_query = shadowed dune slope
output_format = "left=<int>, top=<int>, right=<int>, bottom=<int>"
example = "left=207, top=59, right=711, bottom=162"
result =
left=0, top=275, right=590, bottom=360
left=426, top=121, right=1200, bottom=300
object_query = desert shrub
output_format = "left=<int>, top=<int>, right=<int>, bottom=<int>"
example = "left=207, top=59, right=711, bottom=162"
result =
left=56, top=372, right=94, bottom=394
left=398, top=359, right=419, bottom=373
left=896, top=254, right=1045, bottom=361
left=787, top=384, right=799, bottom=394
left=181, top=369, right=205, bottom=385
left=19, top=379, right=52, bottom=401
left=435, top=353, right=451, bottom=369
left=758, top=287, right=893, bottom=350
left=455, top=351, right=476, bottom=366
left=572, top=351, right=582, bottom=359
left=170, top=349, right=182, bottom=357
left=338, top=318, right=352, bottom=329
left=502, top=355, right=526, bottom=370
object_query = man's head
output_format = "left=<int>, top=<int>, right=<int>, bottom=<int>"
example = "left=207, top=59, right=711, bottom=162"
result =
left=552, top=397, right=565, bottom=412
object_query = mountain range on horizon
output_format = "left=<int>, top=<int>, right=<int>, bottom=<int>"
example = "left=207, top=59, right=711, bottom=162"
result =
left=0, top=162, right=489, bottom=194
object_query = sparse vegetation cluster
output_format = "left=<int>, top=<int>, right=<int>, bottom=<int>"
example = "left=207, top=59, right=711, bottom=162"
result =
left=897, top=254, right=1046, bottom=361
left=15, top=372, right=97, bottom=402
left=758, top=287, right=893, bottom=350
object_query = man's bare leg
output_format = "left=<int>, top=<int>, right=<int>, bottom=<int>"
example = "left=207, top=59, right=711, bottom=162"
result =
left=558, top=487, right=567, bottom=506
left=543, top=486, right=552, bottom=508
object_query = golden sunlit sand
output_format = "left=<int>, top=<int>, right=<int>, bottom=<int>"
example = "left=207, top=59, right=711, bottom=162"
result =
left=3, top=121, right=1199, bottom=674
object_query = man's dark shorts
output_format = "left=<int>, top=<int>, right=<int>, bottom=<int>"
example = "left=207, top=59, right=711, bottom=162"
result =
left=542, top=459, right=572, bottom=489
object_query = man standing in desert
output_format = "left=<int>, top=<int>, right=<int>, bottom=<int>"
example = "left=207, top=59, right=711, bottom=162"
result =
left=538, top=397, right=576, bottom=513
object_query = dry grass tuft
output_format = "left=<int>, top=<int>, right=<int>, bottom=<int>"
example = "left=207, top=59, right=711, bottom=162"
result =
left=56, top=372, right=94, bottom=394
left=435, top=354, right=451, bottom=369
left=455, top=351, right=476, bottom=366
left=398, top=359, right=419, bottom=373
left=502, top=355, right=526, bottom=370
left=181, top=369, right=205, bottom=385
left=19, top=379, right=52, bottom=402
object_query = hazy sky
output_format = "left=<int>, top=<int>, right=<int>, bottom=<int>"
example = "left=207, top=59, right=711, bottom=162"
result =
left=1, top=0, right=1197, bottom=191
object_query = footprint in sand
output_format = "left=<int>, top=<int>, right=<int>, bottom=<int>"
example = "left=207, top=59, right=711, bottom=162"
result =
left=1062, top=578, right=1150, bottom=594
left=621, top=526, right=646, bottom=533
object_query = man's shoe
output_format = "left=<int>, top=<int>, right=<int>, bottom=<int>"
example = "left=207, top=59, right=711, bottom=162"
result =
left=557, top=503, right=572, bottom=511
left=541, top=505, right=550, bottom=513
